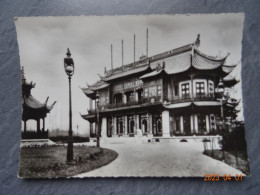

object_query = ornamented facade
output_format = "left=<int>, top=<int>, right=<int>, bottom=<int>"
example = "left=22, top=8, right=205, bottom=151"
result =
left=81, top=35, right=238, bottom=138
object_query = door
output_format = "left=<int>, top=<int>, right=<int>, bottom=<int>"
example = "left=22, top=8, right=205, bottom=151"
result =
left=183, top=115, right=191, bottom=135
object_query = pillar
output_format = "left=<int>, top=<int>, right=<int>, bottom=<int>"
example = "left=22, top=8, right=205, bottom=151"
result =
left=194, top=114, right=198, bottom=134
left=124, top=116, right=128, bottom=135
left=190, top=115, right=194, bottom=134
left=135, top=91, right=138, bottom=102
left=90, top=122, right=93, bottom=135
left=89, top=98, right=93, bottom=110
left=37, top=119, right=40, bottom=133
left=162, top=110, right=170, bottom=137
left=113, top=117, right=117, bottom=136
left=42, top=118, right=45, bottom=131
left=180, top=116, right=184, bottom=134
left=95, top=121, right=98, bottom=135
left=123, top=94, right=127, bottom=103
left=136, top=115, right=140, bottom=133
left=101, top=117, right=107, bottom=138
left=24, top=120, right=27, bottom=133
left=149, top=114, right=153, bottom=134
left=206, top=115, right=210, bottom=134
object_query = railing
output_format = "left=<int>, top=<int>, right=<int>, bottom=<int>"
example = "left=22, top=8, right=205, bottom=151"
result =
left=87, top=94, right=216, bottom=112
left=172, top=93, right=216, bottom=103
left=21, top=130, right=48, bottom=139
left=103, top=99, right=149, bottom=110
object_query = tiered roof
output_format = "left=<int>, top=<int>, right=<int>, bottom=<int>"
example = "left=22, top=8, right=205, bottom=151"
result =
left=21, top=67, right=56, bottom=121
left=82, top=35, right=238, bottom=97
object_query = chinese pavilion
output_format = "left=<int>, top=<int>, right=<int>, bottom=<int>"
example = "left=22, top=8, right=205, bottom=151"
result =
left=81, top=35, right=238, bottom=138
left=21, top=67, right=56, bottom=138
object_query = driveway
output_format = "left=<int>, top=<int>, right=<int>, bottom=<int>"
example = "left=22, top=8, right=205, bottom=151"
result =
left=76, top=140, right=244, bottom=177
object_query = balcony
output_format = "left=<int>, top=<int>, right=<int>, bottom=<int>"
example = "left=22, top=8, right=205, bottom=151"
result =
left=87, top=94, right=216, bottom=113
left=172, top=93, right=216, bottom=103
left=102, top=99, right=150, bottom=110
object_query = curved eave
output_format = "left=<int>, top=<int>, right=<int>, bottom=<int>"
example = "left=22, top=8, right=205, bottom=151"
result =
left=81, top=113, right=96, bottom=123
left=102, top=65, right=150, bottom=81
left=193, top=101, right=221, bottom=106
left=163, top=101, right=221, bottom=109
left=140, top=69, right=166, bottom=79
left=194, top=49, right=228, bottom=62
left=222, top=64, right=237, bottom=74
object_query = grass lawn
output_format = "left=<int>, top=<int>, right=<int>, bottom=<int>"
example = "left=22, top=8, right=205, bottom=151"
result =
left=19, top=145, right=118, bottom=178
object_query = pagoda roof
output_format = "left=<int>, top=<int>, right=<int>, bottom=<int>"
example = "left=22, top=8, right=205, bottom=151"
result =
left=101, top=41, right=197, bottom=82
left=141, top=48, right=234, bottom=79
left=223, top=72, right=239, bottom=87
left=21, top=67, right=56, bottom=120
left=192, top=49, right=227, bottom=70
left=23, top=95, right=56, bottom=110
left=102, top=63, right=150, bottom=81
left=81, top=80, right=110, bottom=95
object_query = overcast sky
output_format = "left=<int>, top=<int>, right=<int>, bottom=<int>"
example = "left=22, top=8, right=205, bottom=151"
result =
left=15, top=14, right=244, bottom=135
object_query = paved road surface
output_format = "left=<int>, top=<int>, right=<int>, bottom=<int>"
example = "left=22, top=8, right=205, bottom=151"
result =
left=76, top=140, right=244, bottom=177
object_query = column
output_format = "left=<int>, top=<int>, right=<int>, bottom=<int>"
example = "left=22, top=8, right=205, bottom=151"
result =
left=89, top=123, right=93, bottom=136
left=42, top=118, right=45, bottom=131
left=149, top=114, right=153, bottom=134
left=101, top=117, right=107, bottom=138
left=206, top=115, right=210, bottom=134
left=162, top=110, right=170, bottom=137
left=180, top=116, right=184, bottom=134
left=89, top=98, right=93, bottom=110
left=190, top=115, right=194, bottom=134
left=124, top=116, right=128, bottom=135
left=37, top=119, right=40, bottom=133
left=112, top=117, right=117, bottom=136
left=194, top=114, right=198, bottom=134
left=95, top=121, right=99, bottom=135
left=135, top=91, right=138, bottom=102
left=24, top=120, right=27, bottom=133
left=136, top=115, right=140, bottom=133
left=123, top=94, right=127, bottom=103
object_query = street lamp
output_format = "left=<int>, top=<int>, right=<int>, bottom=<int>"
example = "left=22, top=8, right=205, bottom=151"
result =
left=96, top=92, right=100, bottom=148
left=64, top=48, right=75, bottom=164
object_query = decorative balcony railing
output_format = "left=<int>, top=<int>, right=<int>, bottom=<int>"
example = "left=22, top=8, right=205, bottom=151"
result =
left=172, top=93, right=216, bottom=103
left=87, top=93, right=217, bottom=113
left=102, top=99, right=149, bottom=110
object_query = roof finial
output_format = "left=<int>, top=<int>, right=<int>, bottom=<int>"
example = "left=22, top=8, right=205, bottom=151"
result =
left=66, top=48, right=71, bottom=56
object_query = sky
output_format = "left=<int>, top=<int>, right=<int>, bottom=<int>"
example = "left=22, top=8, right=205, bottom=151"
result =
left=15, top=14, right=244, bottom=135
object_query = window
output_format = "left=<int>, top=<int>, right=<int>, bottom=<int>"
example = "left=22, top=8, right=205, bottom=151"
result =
left=181, top=83, right=190, bottom=98
left=114, top=93, right=122, bottom=104
left=195, top=82, right=205, bottom=97
left=137, top=89, right=143, bottom=102
left=149, top=86, right=157, bottom=97
left=126, top=91, right=134, bottom=103
left=144, top=88, right=148, bottom=97
left=158, top=85, right=162, bottom=95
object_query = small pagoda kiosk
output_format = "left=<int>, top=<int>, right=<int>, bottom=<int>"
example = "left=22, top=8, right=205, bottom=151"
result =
left=21, top=67, right=56, bottom=139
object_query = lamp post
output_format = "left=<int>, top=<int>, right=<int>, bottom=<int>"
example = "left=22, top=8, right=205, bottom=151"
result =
left=64, top=48, right=75, bottom=164
left=96, top=92, right=100, bottom=148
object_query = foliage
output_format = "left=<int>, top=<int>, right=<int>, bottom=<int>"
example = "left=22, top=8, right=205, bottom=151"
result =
left=220, top=122, right=248, bottom=153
